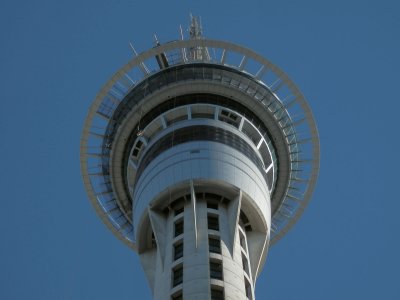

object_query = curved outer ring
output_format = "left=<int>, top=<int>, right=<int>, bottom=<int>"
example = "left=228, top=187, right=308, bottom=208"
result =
left=80, top=39, right=320, bottom=250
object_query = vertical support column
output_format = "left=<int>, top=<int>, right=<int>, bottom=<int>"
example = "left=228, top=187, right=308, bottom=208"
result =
left=226, top=191, right=242, bottom=256
left=148, top=208, right=168, bottom=270
left=190, top=180, right=198, bottom=249
left=182, top=195, right=210, bottom=299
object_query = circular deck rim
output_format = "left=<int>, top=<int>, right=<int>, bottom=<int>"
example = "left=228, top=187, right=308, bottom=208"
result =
left=80, top=39, right=320, bottom=250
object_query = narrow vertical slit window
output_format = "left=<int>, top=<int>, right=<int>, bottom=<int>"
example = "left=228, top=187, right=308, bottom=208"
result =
left=245, top=277, right=252, bottom=300
left=172, top=265, right=183, bottom=287
left=208, top=214, right=219, bottom=231
left=209, top=236, right=221, bottom=254
left=210, top=260, right=223, bottom=280
left=239, top=231, right=246, bottom=250
left=174, top=242, right=184, bottom=260
left=211, top=286, right=224, bottom=300
left=174, top=219, right=184, bottom=237
left=242, top=253, right=249, bottom=275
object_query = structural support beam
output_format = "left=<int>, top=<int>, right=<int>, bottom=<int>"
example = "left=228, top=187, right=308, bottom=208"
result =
left=190, top=180, right=198, bottom=249
left=247, top=231, right=268, bottom=281
left=148, top=209, right=168, bottom=270
left=227, top=190, right=242, bottom=256
left=221, top=49, right=227, bottom=64
left=239, top=56, right=248, bottom=71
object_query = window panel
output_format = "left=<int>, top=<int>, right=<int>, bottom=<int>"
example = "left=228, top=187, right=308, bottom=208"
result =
left=172, top=266, right=183, bottom=287
left=209, top=236, right=221, bottom=254
left=210, top=261, right=223, bottom=280
left=174, top=242, right=184, bottom=260
left=174, top=219, right=184, bottom=237
left=211, top=287, right=224, bottom=300
left=208, top=215, right=219, bottom=231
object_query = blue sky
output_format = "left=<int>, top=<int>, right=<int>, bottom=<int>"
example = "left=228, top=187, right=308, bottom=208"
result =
left=1, top=0, right=399, bottom=299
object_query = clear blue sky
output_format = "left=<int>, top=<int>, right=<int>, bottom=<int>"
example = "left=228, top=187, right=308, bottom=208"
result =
left=1, top=0, right=399, bottom=299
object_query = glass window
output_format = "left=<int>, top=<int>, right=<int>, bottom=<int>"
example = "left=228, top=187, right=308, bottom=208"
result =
left=239, top=231, right=246, bottom=250
left=242, top=253, right=249, bottom=275
left=211, top=287, right=224, bottom=300
left=174, top=242, right=184, bottom=260
left=209, top=236, right=221, bottom=254
left=174, top=219, right=184, bottom=237
left=208, top=215, right=219, bottom=231
left=172, top=265, right=183, bottom=287
left=210, top=260, right=223, bottom=280
left=245, top=278, right=252, bottom=300
left=207, top=202, right=219, bottom=210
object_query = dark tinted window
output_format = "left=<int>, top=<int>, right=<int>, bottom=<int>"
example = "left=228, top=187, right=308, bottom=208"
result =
left=209, top=237, right=221, bottom=254
left=210, top=261, right=223, bottom=280
left=245, top=278, right=252, bottom=300
left=207, top=202, right=219, bottom=210
left=174, top=219, right=184, bottom=237
left=211, top=288, right=224, bottom=300
left=174, top=242, right=183, bottom=260
left=208, top=215, right=219, bottom=231
left=172, top=266, right=183, bottom=287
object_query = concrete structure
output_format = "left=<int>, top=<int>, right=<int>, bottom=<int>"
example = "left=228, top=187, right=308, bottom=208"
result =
left=81, top=16, right=319, bottom=300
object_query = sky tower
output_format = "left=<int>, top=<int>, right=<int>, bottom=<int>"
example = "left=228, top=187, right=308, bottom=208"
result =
left=81, top=16, right=319, bottom=300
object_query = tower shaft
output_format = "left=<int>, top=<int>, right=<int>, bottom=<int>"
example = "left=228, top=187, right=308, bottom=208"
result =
left=135, top=137, right=270, bottom=299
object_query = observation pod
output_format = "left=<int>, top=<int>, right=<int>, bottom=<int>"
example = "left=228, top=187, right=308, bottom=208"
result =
left=81, top=17, right=319, bottom=300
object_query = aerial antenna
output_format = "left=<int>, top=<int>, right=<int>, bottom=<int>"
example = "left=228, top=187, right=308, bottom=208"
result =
left=188, top=14, right=210, bottom=61
left=179, top=25, right=184, bottom=40
left=179, top=25, right=188, bottom=62
left=200, top=16, right=204, bottom=36
left=153, top=34, right=160, bottom=46
left=189, top=14, right=202, bottom=40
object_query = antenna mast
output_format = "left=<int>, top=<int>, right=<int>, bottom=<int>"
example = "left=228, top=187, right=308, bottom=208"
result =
left=188, top=14, right=210, bottom=61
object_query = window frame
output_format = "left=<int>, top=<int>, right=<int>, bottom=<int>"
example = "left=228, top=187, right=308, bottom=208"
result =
left=210, top=286, right=224, bottom=300
left=209, top=260, right=223, bottom=280
left=207, top=214, right=219, bottom=231
left=174, top=241, right=184, bottom=261
left=172, top=265, right=183, bottom=287
left=174, top=219, right=184, bottom=237
left=208, top=236, right=221, bottom=254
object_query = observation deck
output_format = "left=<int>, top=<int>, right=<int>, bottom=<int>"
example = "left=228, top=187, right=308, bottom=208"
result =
left=81, top=37, right=319, bottom=245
